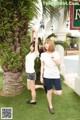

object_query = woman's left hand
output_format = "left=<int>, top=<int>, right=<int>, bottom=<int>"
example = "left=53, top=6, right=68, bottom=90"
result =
left=51, top=57, right=56, bottom=63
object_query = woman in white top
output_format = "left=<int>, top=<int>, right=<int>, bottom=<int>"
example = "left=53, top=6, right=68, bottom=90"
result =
left=25, top=29, right=43, bottom=105
left=40, top=38, right=62, bottom=113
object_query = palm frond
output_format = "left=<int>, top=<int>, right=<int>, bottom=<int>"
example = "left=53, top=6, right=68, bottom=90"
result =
left=46, top=33, right=57, bottom=38
left=55, top=41, right=68, bottom=50
left=60, top=0, right=69, bottom=21
left=42, top=0, right=60, bottom=21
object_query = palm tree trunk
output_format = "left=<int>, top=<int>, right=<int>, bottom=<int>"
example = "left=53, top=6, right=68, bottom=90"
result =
left=2, top=71, right=23, bottom=96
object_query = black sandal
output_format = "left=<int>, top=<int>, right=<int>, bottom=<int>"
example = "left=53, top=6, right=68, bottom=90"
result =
left=48, top=107, right=55, bottom=114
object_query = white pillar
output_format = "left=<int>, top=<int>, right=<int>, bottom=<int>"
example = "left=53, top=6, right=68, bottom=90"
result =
left=56, top=32, right=66, bottom=76
left=55, top=8, right=67, bottom=76
left=75, top=53, right=80, bottom=95
left=56, top=45, right=65, bottom=76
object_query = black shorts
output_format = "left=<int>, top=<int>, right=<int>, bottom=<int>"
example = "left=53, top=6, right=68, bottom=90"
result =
left=43, top=78, right=62, bottom=91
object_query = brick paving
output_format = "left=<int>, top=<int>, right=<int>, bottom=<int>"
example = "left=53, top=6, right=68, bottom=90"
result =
left=66, top=49, right=80, bottom=55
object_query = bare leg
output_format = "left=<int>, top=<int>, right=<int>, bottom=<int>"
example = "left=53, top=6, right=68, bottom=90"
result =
left=27, top=79, right=31, bottom=90
left=53, top=90, right=62, bottom=95
left=35, top=85, right=44, bottom=89
left=47, top=89, right=53, bottom=108
left=47, top=89, right=55, bottom=114
left=30, top=80, right=36, bottom=102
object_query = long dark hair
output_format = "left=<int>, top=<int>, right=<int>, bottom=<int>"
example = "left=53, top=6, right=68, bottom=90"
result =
left=30, top=41, right=39, bottom=51
left=30, top=41, right=35, bottom=48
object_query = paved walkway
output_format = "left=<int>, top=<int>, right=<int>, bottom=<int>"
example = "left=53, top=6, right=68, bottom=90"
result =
left=66, top=49, right=80, bottom=55
left=64, top=55, right=79, bottom=90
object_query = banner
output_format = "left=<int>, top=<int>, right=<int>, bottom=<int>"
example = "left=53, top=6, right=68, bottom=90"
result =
left=70, top=4, right=80, bottom=30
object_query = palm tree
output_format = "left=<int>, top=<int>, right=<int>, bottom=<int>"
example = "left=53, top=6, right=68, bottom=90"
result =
left=0, top=0, right=38, bottom=96
left=0, top=0, right=69, bottom=96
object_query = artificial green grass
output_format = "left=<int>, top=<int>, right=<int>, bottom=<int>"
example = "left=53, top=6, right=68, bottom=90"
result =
left=0, top=73, right=80, bottom=120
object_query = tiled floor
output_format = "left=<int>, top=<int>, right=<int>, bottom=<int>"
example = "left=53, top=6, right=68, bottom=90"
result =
left=64, top=73, right=77, bottom=90
left=64, top=55, right=79, bottom=90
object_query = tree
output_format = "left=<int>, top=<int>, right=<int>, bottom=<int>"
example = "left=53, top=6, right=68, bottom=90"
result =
left=0, top=0, right=38, bottom=96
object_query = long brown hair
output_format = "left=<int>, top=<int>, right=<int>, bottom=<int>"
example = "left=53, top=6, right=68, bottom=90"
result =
left=43, top=38, right=55, bottom=52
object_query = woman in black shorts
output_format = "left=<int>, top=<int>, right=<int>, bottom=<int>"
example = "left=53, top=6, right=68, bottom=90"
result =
left=40, top=38, right=62, bottom=114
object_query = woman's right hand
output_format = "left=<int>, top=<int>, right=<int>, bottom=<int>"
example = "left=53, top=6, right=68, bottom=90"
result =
left=32, top=29, right=37, bottom=33
left=40, top=77, right=44, bottom=84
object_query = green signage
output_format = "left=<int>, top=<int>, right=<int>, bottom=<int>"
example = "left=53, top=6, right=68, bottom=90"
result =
left=73, top=5, right=80, bottom=27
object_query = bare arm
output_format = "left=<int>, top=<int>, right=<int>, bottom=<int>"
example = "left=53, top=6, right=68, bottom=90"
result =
left=30, top=30, right=35, bottom=43
left=40, top=60, right=44, bottom=84
left=31, top=29, right=38, bottom=52
left=34, top=31, right=38, bottom=52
